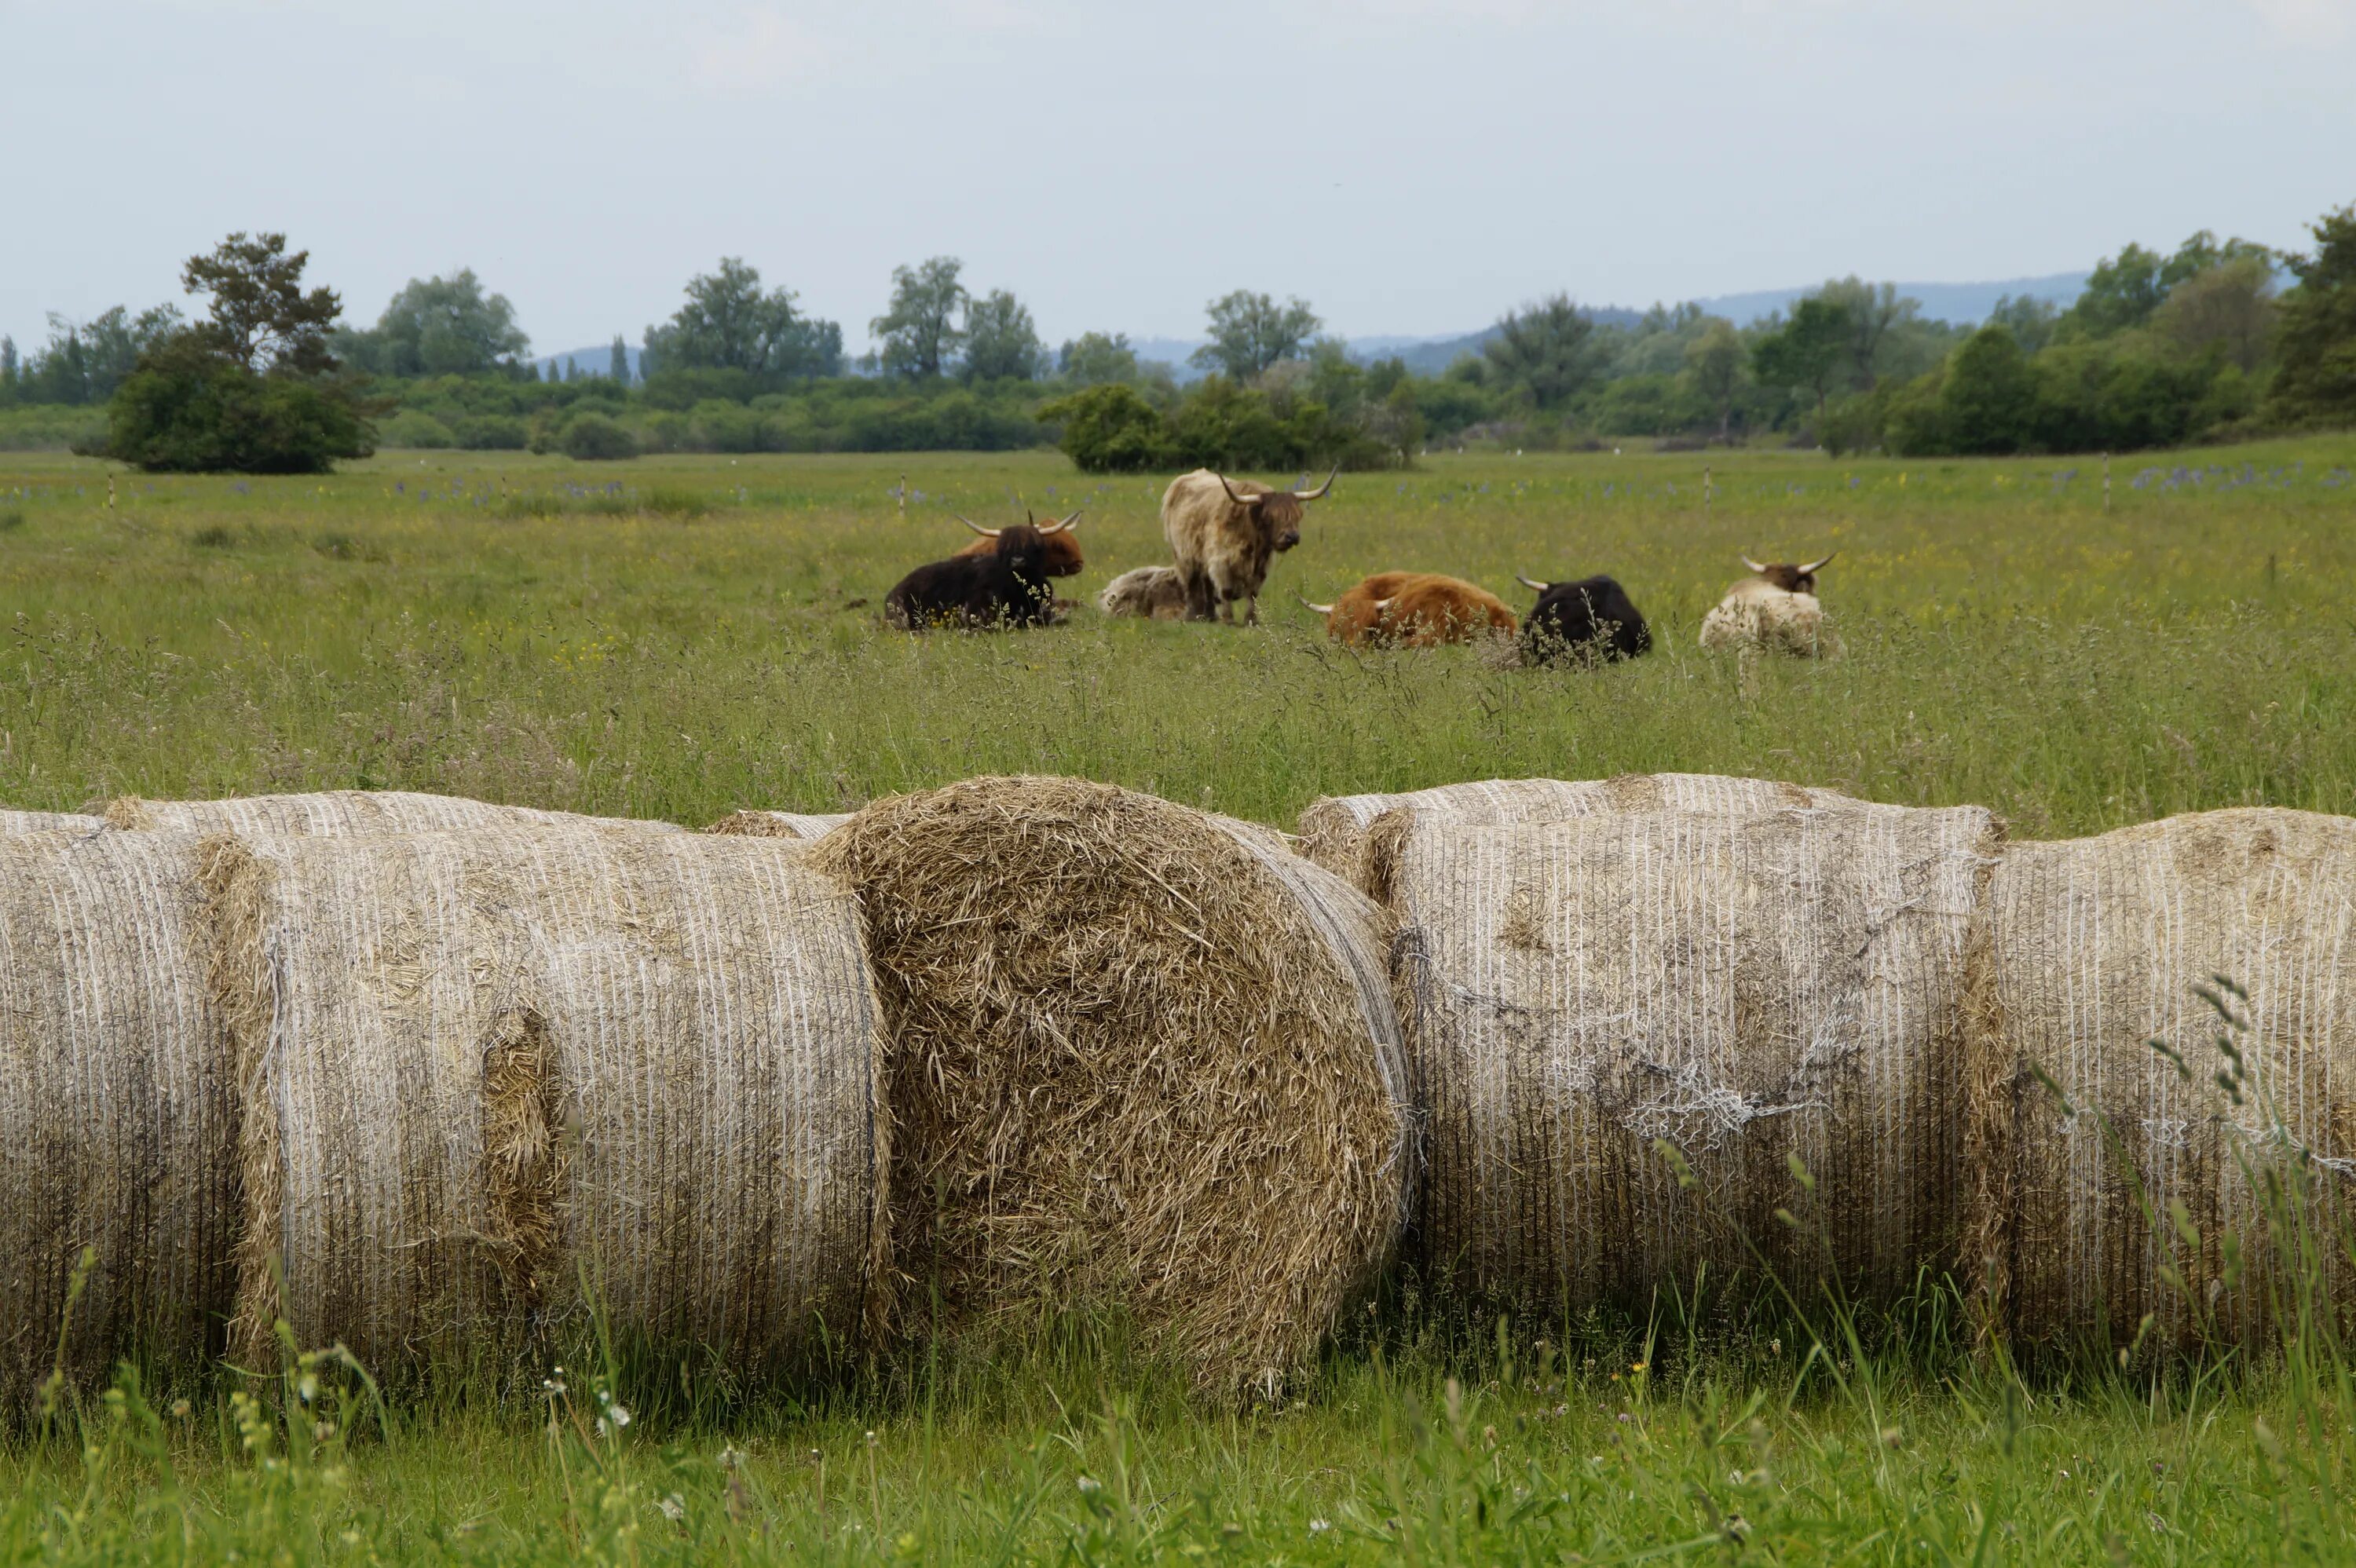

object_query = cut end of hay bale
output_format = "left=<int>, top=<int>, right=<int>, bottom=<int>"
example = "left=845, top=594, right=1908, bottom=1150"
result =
left=811, top=776, right=1407, bottom=1401
left=704, top=810, right=855, bottom=840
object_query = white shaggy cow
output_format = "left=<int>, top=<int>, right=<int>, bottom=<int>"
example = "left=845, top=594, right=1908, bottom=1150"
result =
left=1098, top=565, right=1188, bottom=620
left=1159, top=468, right=1335, bottom=624
left=1698, top=553, right=1840, bottom=657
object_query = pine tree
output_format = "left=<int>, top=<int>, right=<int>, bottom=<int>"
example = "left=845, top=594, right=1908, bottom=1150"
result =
left=609, top=335, right=629, bottom=384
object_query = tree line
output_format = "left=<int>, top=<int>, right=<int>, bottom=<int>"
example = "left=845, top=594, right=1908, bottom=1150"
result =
left=5, top=201, right=2353, bottom=472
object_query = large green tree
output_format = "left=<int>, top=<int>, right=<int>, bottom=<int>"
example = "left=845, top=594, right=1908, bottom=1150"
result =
left=101, top=232, right=371, bottom=473
left=1939, top=324, right=2035, bottom=453
left=349, top=269, right=530, bottom=376
left=1057, top=331, right=1143, bottom=386
left=644, top=258, right=840, bottom=379
left=1480, top=294, right=1598, bottom=411
left=1751, top=296, right=1850, bottom=417
left=961, top=288, right=1044, bottom=382
left=2064, top=230, right=2276, bottom=339
left=871, top=257, right=968, bottom=380
left=1191, top=291, right=1319, bottom=381
left=1680, top=317, right=1747, bottom=439
left=2269, top=202, right=2356, bottom=426
left=2152, top=256, right=2277, bottom=372
left=1814, top=278, right=1918, bottom=389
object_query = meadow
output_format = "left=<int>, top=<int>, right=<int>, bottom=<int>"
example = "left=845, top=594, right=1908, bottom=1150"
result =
left=3, top=437, right=2356, bottom=1562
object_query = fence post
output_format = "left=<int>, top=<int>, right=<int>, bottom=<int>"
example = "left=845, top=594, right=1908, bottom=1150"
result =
left=2102, top=452, right=2111, bottom=513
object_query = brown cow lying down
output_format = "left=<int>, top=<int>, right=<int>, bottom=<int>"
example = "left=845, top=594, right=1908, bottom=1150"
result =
left=1099, top=565, right=1188, bottom=620
left=1301, top=573, right=1518, bottom=647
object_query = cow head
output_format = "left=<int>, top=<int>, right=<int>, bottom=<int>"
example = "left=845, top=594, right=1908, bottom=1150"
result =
left=1217, top=470, right=1335, bottom=553
left=957, top=509, right=1084, bottom=576
left=1740, top=552, right=1835, bottom=595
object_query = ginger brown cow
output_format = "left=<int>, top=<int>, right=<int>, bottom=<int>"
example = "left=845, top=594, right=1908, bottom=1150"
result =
left=1300, top=572, right=1518, bottom=648
left=1160, top=468, right=1335, bottom=625
left=953, top=509, right=1083, bottom=576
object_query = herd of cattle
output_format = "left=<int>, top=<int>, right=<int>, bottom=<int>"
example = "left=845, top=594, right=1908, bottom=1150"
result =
left=882, top=468, right=1838, bottom=663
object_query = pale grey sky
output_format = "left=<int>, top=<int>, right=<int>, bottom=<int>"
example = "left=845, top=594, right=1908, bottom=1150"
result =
left=4, top=0, right=2351, bottom=356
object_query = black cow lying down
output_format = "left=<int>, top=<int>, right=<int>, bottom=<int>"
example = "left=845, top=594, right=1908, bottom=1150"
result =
left=886, top=525, right=1059, bottom=630
left=1513, top=572, right=1652, bottom=665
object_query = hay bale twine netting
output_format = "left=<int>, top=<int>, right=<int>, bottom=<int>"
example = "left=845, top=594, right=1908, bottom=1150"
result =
left=1964, top=808, right=2356, bottom=1352
left=206, top=827, right=880, bottom=1380
left=809, top=777, right=1409, bottom=1399
left=0, top=829, right=234, bottom=1412
left=1388, top=802, right=2000, bottom=1311
left=1298, top=774, right=1866, bottom=895
left=106, top=790, right=681, bottom=837
left=0, top=809, right=104, bottom=834
left=706, top=810, right=855, bottom=841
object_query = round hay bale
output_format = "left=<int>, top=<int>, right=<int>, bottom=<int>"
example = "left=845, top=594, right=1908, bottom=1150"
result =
left=1297, top=774, right=1864, bottom=894
left=705, top=810, right=856, bottom=840
left=0, top=809, right=104, bottom=834
left=1388, top=804, right=1999, bottom=1311
left=0, top=830, right=234, bottom=1412
left=809, top=777, right=1408, bottom=1401
left=205, top=828, right=880, bottom=1382
left=105, top=790, right=681, bottom=837
left=1963, top=808, right=2356, bottom=1351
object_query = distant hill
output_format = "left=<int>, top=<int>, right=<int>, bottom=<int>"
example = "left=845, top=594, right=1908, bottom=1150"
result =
left=1131, top=272, right=2092, bottom=380
left=534, top=345, right=642, bottom=382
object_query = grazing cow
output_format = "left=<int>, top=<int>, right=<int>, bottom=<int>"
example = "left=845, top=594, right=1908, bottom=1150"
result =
left=1161, top=467, right=1336, bottom=625
left=1514, top=572, right=1652, bottom=664
left=1099, top=565, right=1188, bottom=620
left=884, top=524, right=1059, bottom=630
left=1699, top=553, right=1839, bottom=656
left=953, top=508, right=1084, bottom=576
left=1300, top=572, right=1518, bottom=648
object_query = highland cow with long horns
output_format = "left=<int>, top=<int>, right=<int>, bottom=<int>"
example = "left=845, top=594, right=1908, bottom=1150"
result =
left=1160, top=468, right=1336, bottom=625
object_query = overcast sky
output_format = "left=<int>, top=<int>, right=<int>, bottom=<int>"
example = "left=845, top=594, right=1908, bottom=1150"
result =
left=5, top=0, right=2351, bottom=356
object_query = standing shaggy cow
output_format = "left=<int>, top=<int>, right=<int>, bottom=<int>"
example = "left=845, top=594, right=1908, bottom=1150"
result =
left=1099, top=565, right=1188, bottom=620
left=1699, top=553, right=1839, bottom=656
left=1161, top=468, right=1336, bottom=624
left=953, top=509, right=1084, bottom=576
left=1300, top=572, right=1518, bottom=647
left=884, top=524, right=1059, bottom=630
left=1514, top=572, right=1652, bottom=665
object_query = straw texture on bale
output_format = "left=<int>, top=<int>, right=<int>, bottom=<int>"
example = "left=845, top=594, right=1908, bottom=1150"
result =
left=1963, top=808, right=2356, bottom=1351
left=207, top=828, right=880, bottom=1380
left=705, top=810, right=855, bottom=841
left=1297, top=773, right=1864, bottom=894
left=810, top=777, right=1408, bottom=1400
left=0, top=830, right=233, bottom=1410
left=106, top=790, right=681, bottom=837
left=0, top=809, right=104, bottom=835
left=1389, top=804, right=1999, bottom=1310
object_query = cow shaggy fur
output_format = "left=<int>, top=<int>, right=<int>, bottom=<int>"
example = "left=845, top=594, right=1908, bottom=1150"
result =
left=1099, top=565, right=1189, bottom=620
left=1699, top=556, right=1839, bottom=656
left=1160, top=470, right=1329, bottom=625
left=1305, top=572, right=1518, bottom=648
left=885, top=525, right=1059, bottom=630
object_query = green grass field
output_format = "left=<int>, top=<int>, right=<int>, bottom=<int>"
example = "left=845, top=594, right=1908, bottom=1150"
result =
left=5, top=437, right=2356, bottom=1561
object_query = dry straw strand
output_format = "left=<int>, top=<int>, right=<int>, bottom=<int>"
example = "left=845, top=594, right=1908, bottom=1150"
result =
left=1964, top=808, right=2356, bottom=1351
left=704, top=810, right=856, bottom=841
left=812, top=777, right=1407, bottom=1401
left=1388, top=803, right=1998, bottom=1312
left=0, top=830, right=235, bottom=1412
left=209, top=828, right=880, bottom=1382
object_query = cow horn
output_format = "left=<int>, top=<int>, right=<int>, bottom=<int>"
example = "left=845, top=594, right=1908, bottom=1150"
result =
left=956, top=514, right=1001, bottom=538
left=1296, top=592, right=1333, bottom=616
left=1514, top=572, right=1550, bottom=592
left=1216, top=473, right=1256, bottom=506
left=1372, top=598, right=1395, bottom=612
left=1293, top=468, right=1338, bottom=501
left=1740, top=554, right=1768, bottom=573
left=1038, top=510, right=1083, bottom=535
left=1798, top=550, right=1836, bottom=574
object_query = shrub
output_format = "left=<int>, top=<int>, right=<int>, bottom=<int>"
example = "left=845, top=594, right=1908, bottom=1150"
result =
left=1037, top=383, right=1176, bottom=473
left=101, top=340, right=373, bottom=474
left=560, top=411, right=637, bottom=461
left=454, top=414, right=528, bottom=451
left=378, top=410, right=455, bottom=449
